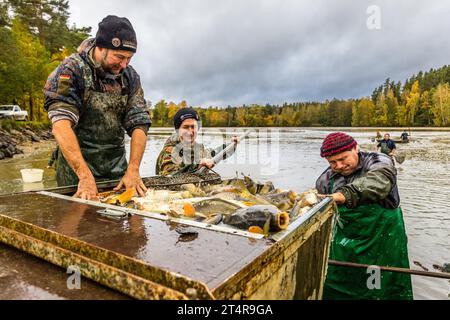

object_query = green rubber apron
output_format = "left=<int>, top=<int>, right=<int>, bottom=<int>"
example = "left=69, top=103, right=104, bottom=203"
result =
left=379, top=141, right=391, bottom=155
left=323, top=179, right=413, bottom=300
left=56, top=88, right=128, bottom=186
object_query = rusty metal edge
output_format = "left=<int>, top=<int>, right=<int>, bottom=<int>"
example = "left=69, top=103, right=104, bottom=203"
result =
left=210, top=200, right=335, bottom=299
left=0, top=225, right=188, bottom=300
left=0, top=214, right=215, bottom=300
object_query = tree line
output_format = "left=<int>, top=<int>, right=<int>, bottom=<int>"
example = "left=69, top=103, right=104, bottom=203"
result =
left=151, top=65, right=450, bottom=127
left=0, top=0, right=90, bottom=121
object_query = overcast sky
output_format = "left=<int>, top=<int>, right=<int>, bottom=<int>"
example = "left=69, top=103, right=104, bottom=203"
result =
left=68, top=0, right=450, bottom=107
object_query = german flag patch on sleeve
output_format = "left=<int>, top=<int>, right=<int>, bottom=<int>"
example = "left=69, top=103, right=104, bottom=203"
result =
left=57, top=74, right=72, bottom=95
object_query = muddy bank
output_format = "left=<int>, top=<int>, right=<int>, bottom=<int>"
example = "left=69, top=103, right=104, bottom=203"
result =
left=0, top=127, right=54, bottom=160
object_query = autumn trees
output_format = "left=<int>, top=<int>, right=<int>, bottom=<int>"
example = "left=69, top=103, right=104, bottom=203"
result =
left=0, top=0, right=90, bottom=121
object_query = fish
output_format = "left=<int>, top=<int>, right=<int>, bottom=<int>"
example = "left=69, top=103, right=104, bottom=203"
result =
left=181, top=184, right=206, bottom=197
left=299, top=191, right=319, bottom=207
left=203, top=185, right=237, bottom=194
left=213, top=179, right=273, bottom=205
left=102, top=188, right=136, bottom=206
left=289, top=199, right=311, bottom=218
left=258, top=181, right=275, bottom=195
left=276, top=199, right=294, bottom=211
left=203, top=213, right=223, bottom=225
left=141, top=189, right=192, bottom=202
left=262, top=190, right=297, bottom=210
left=248, top=226, right=265, bottom=234
left=192, top=198, right=243, bottom=216
left=289, top=199, right=301, bottom=218
left=244, top=176, right=258, bottom=195
left=263, top=190, right=297, bottom=203
left=223, top=205, right=289, bottom=233
left=223, top=178, right=249, bottom=191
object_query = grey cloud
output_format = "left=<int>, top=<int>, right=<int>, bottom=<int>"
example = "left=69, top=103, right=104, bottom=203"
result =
left=69, top=0, right=450, bottom=106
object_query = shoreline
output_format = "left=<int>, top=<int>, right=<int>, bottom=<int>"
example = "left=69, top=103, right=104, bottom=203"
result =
left=13, top=139, right=56, bottom=161
left=0, top=127, right=56, bottom=162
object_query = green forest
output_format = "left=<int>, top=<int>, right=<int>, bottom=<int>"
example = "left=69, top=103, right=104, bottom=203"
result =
left=152, top=67, right=450, bottom=127
left=1, top=0, right=449, bottom=127
left=0, top=0, right=90, bottom=122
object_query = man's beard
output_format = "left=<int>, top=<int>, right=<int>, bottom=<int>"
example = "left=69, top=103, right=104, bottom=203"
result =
left=101, top=51, right=122, bottom=74
left=102, top=62, right=122, bottom=74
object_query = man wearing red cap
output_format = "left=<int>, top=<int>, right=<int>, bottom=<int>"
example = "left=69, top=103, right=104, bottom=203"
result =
left=316, top=132, right=413, bottom=300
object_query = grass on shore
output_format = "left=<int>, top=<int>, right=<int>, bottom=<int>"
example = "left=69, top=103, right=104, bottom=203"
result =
left=0, top=119, right=51, bottom=133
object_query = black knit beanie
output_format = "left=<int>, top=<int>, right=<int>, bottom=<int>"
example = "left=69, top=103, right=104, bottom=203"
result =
left=95, top=15, right=137, bottom=52
left=174, top=108, right=200, bottom=129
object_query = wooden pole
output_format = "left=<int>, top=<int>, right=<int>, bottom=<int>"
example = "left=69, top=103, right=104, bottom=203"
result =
left=329, top=260, right=450, bottom=280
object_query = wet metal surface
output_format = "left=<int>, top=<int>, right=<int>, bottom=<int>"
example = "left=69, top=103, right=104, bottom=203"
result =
left=0, top=243, right=128, bottom=300
left=0, top=193, right=271, bottom=290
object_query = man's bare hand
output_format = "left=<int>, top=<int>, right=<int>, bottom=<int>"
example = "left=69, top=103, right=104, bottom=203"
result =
left=318, top=192, right=346, bottom=205
left=74, top=175, right=98, bottom=200
left=232, top=136, right=240, bottom=145
left=199, top=158, right=215, bottom=169
left=114, top=168, right=147, bottom=197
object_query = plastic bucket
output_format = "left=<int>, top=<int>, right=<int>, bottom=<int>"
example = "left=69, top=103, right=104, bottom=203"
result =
left=20, top=169, right=44, bottom=183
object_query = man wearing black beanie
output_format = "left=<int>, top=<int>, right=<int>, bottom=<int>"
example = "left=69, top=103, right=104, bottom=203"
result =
left=155, top=108, right=240, bottom=176
left=44, top=15, right=151, bottom=199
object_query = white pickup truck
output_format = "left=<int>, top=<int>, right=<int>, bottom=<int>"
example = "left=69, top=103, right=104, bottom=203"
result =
left=0, top=105, right=28, bottom=121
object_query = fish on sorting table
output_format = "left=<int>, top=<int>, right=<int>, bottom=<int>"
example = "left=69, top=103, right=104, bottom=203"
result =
left=214, top=179, right=273, bottom=206
left=192, top=198, right=244, bottom=216
left=181, top=184, right=206, bottom=197
left=298, top=191, right=319, bottom=207
left=203, top=213, right=223, bottom=225
left=100, top=188, right=136, bottom=206
left=223, top=205, right=290, bottom=234
left=142, top=189, right=192, bottom=202
left=244, top=176, right=259, bottom=195
left=289, top=199, right=311, bottom=218
left=258, top=181, right=275, bottom=195
left=262, top=190, right=297, bottom=210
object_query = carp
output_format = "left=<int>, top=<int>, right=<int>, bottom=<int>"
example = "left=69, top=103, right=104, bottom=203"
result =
left=223, top=205, right=290, bottom=233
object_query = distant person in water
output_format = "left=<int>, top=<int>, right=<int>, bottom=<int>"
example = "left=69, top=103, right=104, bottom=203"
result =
left=376, top=130, right=382, bottom=140
left=400, top=130, right=409, bottom=142
left=377, top=133, right=396, bottom=157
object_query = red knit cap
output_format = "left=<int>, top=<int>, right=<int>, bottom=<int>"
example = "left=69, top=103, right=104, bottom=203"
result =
left=320, top=132, right=357, bottom=157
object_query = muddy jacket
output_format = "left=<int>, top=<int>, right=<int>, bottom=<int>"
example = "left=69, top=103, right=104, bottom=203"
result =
left=155, top=133, right=236, bottom=176
left=44, top=38, right=151, bottom=135
left=316, top=152, right=400, bottom=209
